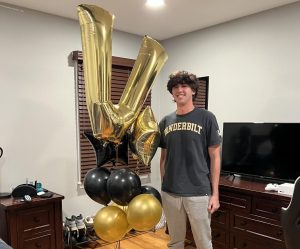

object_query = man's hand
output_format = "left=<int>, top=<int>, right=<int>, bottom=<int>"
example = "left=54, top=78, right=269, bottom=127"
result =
left=208, top=195, right=220, bottom=214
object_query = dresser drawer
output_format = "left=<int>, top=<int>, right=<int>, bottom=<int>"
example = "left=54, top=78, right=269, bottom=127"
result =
left=212, top=226, right=227, bottom=248
left=220, top=191, right=251, bottom=213
left=252, top=197, right=289, bottom=221
left=0, top=193, right=64, bottom=249
left=231, top=234, right=285, bottom=249
left=18, top=204, right=54, bottom=233
left=212, top=208, right=229, bottom=228
left=232, top=214, right=284, bottom=242
left=23, top=233, right=54, bottom=249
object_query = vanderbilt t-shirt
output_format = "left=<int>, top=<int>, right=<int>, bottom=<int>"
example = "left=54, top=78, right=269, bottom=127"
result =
left=159, top=107, right=221, bottom=196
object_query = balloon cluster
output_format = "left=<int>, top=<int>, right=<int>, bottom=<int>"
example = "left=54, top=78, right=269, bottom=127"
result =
left=78, top=4, right=168, bottom=244
left=84, top=167, right=162, bottom=242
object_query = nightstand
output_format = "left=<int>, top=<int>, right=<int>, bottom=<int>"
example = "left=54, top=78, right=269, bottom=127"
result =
left=0, top=192, right=64, bottom=249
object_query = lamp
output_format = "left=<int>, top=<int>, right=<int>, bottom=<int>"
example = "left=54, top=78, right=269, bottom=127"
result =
left=146, top=0, right=165, bottom=8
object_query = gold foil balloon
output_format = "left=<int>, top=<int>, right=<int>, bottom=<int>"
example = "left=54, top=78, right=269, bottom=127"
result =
left=93, top=206, right=128, bottom=243
left=78, top=5, right=168, bottom=144
left=129, top=106, right=160, bottom=165
left=127, top=194, right=162, bottom=231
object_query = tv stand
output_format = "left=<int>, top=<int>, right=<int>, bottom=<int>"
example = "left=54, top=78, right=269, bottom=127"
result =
left=186, top=176, right=291, bottom=249
left=220, top=172, right=236, bottom=181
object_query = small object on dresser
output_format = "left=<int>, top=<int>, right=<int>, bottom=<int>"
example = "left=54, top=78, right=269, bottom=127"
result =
left=35, top=182, right=43, bottom=193
left=23, top=195, right=32, bottom=202
left=40, top=191, right=53, bottom=198
left=278, top=183, right=295, bottom=195
left=265, top=183, right=279, bottom=191
left=12, top=184, right=37, bottom=198
left=37, top=191, right=45, bottom=196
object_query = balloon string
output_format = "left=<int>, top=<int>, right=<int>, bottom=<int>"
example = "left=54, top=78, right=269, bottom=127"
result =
left=116, top=144, right=119, bottom=166
left=135, top=160, right=139, bottom=174
left=122, top=206, right=127, bottom=213
left=115, top=240, right=121, bottom=249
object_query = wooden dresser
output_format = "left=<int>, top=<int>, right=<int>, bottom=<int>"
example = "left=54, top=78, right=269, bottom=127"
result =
left=186, top=176, right=291, bottom=249
left=0, top=192, right=64, bottom=249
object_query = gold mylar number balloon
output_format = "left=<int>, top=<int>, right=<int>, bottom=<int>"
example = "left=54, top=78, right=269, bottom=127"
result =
left=77, top=4, right=168, bottom=144
left=127, top=194, right=162, bottom=231
left=94, top=206, right=128, bottom=243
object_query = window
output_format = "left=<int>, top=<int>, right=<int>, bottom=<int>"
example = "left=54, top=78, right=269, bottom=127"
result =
left=72, top=51, right=151, bottom=183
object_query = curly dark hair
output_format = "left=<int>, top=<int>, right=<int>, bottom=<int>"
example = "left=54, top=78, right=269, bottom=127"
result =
left=167, top=70, right=199, bottom=100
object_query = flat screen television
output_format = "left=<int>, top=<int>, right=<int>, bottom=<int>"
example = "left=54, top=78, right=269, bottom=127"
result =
left=221, top=122, right=300, bottom=183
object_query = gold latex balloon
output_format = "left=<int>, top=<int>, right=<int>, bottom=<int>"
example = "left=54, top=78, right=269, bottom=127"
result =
left=93, top=206, right=128, bottom=243
left=127, top=194, right=162, bottom=231
left=129, top=106, right=160, bottom=165
left=78, top=5, right=168, bottom=144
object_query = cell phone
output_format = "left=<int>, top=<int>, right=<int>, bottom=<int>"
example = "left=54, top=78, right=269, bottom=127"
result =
left=40, top=192, right=53, bottom=198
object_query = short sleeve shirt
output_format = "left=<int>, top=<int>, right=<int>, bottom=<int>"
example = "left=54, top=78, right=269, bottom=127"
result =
left=159, top=107, right=221, bottom=196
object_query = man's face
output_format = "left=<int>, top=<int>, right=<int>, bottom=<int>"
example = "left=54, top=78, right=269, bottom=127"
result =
left=171, top=83, right=195, bottom=106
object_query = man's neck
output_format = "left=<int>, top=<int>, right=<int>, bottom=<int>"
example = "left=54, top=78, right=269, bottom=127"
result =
left=176, top=104, right=195, bottom=115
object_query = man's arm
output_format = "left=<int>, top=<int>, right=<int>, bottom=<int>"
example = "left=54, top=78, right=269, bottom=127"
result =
left=208, top=144, right=221, bottom=214
left=160, top=148, right=167, bottom=182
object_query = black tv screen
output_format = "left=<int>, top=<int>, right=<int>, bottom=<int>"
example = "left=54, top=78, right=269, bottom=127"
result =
left=221, top=122, right=300, bottom=182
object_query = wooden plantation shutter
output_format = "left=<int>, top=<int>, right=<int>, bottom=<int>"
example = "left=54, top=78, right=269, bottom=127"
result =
left=72, top=51, right=151, bottom=183
left=194, top=76, right=209, bottom=109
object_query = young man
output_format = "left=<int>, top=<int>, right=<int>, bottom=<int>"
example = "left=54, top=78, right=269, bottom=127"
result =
left=159, top=71, right=221, bottom=249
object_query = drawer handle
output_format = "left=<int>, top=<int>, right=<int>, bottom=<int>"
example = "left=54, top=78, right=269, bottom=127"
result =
left=33, top=217, right=40, bottom=223
left=35, top=242, right=42, bottom=248
left=240, top=220, right=247, bottom=226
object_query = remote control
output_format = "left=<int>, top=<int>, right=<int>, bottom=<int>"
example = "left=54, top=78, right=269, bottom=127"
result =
left=40, top=192, right=53, bottom=198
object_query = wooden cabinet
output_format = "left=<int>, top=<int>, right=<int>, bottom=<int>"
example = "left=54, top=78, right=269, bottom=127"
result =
left=187, top=176, right=291, bottom=249
left=0, top=192, right=64, bottom=249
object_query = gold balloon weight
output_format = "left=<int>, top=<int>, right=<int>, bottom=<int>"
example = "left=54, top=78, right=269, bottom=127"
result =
left=77, top=4, right=168, bottom=145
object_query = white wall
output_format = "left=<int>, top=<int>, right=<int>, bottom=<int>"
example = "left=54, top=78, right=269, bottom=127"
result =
left=1, top=1, right=300, bottom=218
left=159, top=2, right=300, bottom=128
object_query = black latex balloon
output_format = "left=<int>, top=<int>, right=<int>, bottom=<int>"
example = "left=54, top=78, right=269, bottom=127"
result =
left=141, top=185, right=162, bottom=204
left=84, top=131, right=128, bottom=167
left=84, top=167, right=111, bottom=205
left=107, top=168, right=141, bottom=206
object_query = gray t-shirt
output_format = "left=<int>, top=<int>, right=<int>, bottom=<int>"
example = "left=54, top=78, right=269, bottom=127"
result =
left=159, top=107, right=221, bottom=196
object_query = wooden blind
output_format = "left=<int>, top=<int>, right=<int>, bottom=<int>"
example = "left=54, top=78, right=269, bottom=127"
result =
left=72, top=51, right=151, bottom=183
left=194, top=76, right=209, bottom=109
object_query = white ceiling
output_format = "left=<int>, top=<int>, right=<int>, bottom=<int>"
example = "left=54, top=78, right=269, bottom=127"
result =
left=0, top=0, right=299, bottom=40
